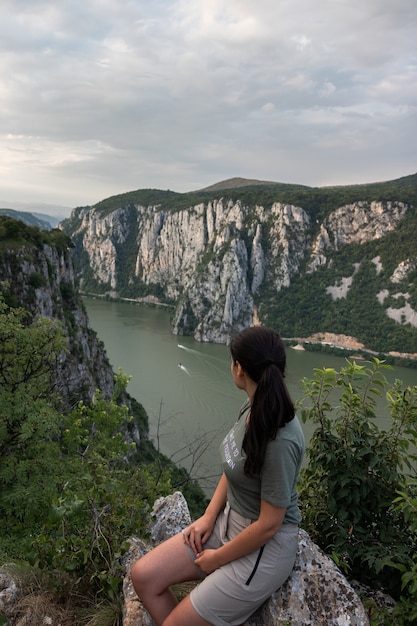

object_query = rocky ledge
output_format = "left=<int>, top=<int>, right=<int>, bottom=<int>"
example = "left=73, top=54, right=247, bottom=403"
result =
left=122, top=492, right=376, bottom=626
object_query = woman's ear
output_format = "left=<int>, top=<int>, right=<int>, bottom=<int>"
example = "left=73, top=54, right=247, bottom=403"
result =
left=236, top=361, right=245, bottom=378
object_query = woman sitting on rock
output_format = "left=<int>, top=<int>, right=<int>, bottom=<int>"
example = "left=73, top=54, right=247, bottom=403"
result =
left=131, top=325, right=305, bottom=626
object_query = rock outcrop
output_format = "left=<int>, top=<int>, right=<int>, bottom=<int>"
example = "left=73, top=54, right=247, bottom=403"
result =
left=0, top=236, right=115, bottom=408
left=0, top=492, right=395, bottom=625
left=309, top=201, right=407, bottom=269
left=122, top=492, right=371, bottom=626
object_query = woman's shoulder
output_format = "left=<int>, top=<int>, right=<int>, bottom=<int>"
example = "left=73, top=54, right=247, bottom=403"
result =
left=275, top=415, right=305, bottom=445
left=237, top=399, right=251, bottom=420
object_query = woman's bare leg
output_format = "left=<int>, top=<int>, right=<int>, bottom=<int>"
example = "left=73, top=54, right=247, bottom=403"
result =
left=162, top=594, right=213, bottom=626
left=131, top=532, right=206, bottom=626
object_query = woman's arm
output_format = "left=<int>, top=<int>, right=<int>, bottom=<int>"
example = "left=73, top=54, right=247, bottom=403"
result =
left=204, top=472, right=228, bottom=521
left=183, top=472, right=228, bottom=555
left=195, top=499, right=286, bottom=575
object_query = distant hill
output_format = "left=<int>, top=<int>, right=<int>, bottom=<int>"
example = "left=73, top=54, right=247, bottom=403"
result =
left=198, top=177, right=293, bottom=191
left=0, top=199, right=72, bottom=220
left=32, top=212, right=61, bottom=228
left=0, top=208, right=55, bottom=230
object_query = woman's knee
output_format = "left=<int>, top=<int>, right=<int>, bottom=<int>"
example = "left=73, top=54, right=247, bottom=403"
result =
left=131, top=557, right=154, bottom=594
left=131, top=533, right=199, bottom=598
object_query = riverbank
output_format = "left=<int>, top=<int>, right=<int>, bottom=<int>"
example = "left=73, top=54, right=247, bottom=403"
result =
left=286, top=332, right=417, bottom=369
left=81, top=291, right=175, bottom=308
left=83, top=293, right=417, bottom=369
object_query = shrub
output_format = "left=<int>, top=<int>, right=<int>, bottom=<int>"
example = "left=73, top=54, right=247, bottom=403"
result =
left=298, top=358, right=417, bottom=604
left=28, top=272, right=46, bottom=288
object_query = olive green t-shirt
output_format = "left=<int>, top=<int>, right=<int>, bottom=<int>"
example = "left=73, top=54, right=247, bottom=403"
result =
left=220, top=407, right=305, bottom=525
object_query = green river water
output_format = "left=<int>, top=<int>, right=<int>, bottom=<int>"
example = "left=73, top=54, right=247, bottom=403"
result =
left=84, top=298, right=416, bottom=493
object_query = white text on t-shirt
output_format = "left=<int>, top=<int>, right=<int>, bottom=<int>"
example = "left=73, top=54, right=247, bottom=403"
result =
left=223, top=428, right=240, bottom=469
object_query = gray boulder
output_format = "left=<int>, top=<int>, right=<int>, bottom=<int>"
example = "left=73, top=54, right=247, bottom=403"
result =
left=123, top=492, right=370, bottom=625
left=0, top=569, right=18, bottom=617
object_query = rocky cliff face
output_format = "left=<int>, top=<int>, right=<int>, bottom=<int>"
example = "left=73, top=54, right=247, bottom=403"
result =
left=309, top=201, right=408, bottom=270
left=63, top=199, right=312, bottom=342
left=0, top=238, right=115, bottom=408
left=61, top=195, right=416, bottom=346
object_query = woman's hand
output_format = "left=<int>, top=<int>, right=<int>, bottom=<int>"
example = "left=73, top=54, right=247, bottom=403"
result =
left=194, top=549, right=221, bottom=575
left=182, top=513, right=215, bottom=555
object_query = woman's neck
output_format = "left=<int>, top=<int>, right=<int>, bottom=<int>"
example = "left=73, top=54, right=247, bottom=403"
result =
left=245, top=381, right=257, bottom=405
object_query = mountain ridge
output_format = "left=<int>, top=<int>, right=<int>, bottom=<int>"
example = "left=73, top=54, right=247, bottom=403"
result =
left=197, top=177, right=301, bottom=191
left=0, top=207, right=54, bottom=230
left=88, top=172, right=417, bottom=220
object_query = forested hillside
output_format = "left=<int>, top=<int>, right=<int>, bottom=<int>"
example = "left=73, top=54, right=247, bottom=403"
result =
left=0, top=216, right=117, bottom=408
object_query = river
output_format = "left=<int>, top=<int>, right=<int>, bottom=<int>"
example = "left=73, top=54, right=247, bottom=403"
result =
left=84, top=298, right=416, bottom=492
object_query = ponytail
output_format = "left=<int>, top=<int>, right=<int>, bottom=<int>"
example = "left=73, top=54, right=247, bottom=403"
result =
left=230, top=327, right=295, bottom=476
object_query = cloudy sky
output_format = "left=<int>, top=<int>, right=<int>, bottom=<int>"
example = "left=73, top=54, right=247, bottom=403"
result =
left=1, top=0, right=416, bottom=214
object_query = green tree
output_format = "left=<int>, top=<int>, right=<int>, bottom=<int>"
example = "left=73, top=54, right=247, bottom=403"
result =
left=29, top=375, right=176, bottom=600
left=0, top=296, right=68, bottom=554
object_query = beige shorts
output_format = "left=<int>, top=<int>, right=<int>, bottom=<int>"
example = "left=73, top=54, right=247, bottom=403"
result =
left=187, top=503, right=299, bottom=626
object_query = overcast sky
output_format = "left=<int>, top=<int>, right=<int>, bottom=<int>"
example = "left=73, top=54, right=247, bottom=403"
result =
left=1, top=0, right=416, bottom=215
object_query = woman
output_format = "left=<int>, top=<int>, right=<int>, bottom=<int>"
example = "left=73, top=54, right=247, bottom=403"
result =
left=131, top=326, right=305, bottom=626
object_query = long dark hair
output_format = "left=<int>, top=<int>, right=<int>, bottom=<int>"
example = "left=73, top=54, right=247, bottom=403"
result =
left=230, top=326, right=295, bottom=476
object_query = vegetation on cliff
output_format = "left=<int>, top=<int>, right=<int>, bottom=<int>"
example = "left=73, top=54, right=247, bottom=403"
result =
left=1, top=289, right=416, bottom=624
left=0, top=293, right=207, bottom=625
left=0, top=220, right=207, bottom=624
left=90, top=173, right=417, bottom=221
left=0, top=215, right=72, bottom=252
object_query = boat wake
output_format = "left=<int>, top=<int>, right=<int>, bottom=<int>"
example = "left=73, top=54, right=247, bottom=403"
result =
left=178, top=362, right=190, bottom=375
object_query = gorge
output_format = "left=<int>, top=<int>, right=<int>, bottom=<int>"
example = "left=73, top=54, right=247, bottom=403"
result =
left=1, top=177, right=416, bottom=624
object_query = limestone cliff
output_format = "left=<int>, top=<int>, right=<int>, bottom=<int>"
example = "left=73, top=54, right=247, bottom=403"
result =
left=309, top=201, right=408, bottom=270
left=60, top=179, right=417, bottom=352
left=63, top=199, right=311, bottom=343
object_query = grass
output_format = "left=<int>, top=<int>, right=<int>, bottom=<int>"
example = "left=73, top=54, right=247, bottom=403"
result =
left=0, top=563, right=123, bottom=626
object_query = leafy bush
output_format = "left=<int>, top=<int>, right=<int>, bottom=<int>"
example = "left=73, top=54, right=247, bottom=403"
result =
left=28, top=377, right=175, bottom=600
left=298, top=358, right=417, bottom=617
left=391, top=479, right=417, bottom=623
left=0, top=297, right=68, bottom=551
left=28, top=271, right=46, bottom=288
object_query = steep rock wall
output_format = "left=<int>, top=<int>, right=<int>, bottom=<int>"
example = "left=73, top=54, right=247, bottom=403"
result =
left=62, top=198, right=412, bottom=344
left=309, top=201, right=408, bottom=270
left=64, top=200, right=311, bottom=343
left=0, top=241, right=115, bottom=408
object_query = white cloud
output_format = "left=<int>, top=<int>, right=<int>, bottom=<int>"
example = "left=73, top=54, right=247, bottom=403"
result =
left=0, top=0, right=416, bottom=207
left=291, top=34, right=311, bottom=51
